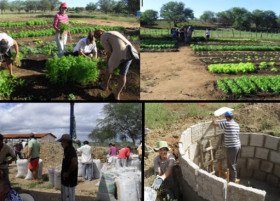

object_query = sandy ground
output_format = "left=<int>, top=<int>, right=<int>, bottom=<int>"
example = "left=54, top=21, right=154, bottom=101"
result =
left=140, top=42, right=280, bottom=100
left=9, top=162, right=99, bottom=201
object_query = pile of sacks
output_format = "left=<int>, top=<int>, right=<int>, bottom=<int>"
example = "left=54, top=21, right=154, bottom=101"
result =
left=95, top=156, right=142, bottom=201
left=15, top=159, right=43, bottom=180
left=107, top=154, right=141, bottom=171
left=48, top=158, right=102, bottom=190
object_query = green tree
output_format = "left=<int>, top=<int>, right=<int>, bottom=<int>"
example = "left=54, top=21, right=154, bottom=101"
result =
left=263, top=10, right=277, bottom=29
left=86, top=2, right=97, bottom=13
left=0, top=0, right=9, bottom=14
left=140, top=9, right=158, bottom=25
left=49, top=0, right=61, bottom=12
left=98, top=0, right=115, bottom=14
left=13, top=0, right=24, bottom=13
left=251, top=10, right=265, bottom=30
left=88, top=125, right=116, bottom=143
left=112, top=1, right=126, bottom=14
left=121, top=0, right=139, bottom=16
left=231, top=7, right=251, bottom=30
left=75, top=7, right=84, bottom=13
left=39, top=0, right=51, bottom=12
left=95, top=103, right=142, bottom=146
left=9, top=2, right=17, bottom=12
left=200, top=11, right=215, bottom=23
left=160, top=1, right=194, bottom=27
left=216, top=10, right=235, bottom=28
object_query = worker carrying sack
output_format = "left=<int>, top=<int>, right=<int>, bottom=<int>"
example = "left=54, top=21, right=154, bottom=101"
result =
left=105, top=32, right=139, bottom=60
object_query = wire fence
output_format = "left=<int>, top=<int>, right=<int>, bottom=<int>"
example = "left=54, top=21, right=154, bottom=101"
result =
left=140, top=28, right=280, bottom=39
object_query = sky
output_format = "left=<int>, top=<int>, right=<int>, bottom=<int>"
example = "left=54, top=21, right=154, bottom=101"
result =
left=59, top=0, right=120, bottom=8
left=0, top=103, right=114, bottom=142
left=141, top=0, right=280, bottom=19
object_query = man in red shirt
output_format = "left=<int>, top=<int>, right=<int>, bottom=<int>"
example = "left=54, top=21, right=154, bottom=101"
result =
left=118, top=146, right=131, bottom=167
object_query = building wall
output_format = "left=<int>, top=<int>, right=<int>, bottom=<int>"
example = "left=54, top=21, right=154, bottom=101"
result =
left=178, top=120, right=272, bottom=201
left=41, top=135, right=55, bottom=143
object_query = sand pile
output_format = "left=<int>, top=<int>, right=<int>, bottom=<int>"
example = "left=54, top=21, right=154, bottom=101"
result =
left=22, top=140, right=64, bottom=174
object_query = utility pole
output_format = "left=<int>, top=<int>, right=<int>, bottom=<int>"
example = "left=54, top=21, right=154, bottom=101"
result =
left=70, top=103, right=75, bottom=138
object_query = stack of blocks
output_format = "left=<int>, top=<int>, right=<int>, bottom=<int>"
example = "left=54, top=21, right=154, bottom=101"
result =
left=178, top=120, right=279, bottom=201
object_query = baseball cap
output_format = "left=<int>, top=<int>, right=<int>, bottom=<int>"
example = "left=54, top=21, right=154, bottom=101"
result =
left=29, top=133, right=34, bottom=138
left=224, top=111, right=233, bottom=118
left=57, top=134, right=72, bottom=142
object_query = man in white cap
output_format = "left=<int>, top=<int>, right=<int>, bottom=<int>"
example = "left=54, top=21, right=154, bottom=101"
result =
left=213, top=111, right=241, bottom=182
left=58, top=134, right=78, bottom=201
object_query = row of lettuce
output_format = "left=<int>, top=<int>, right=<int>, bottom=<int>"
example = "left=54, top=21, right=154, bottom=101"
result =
left=0, top=19, right=85, bottom=27
left=7, top=26, right=126, bottom=38
left=191, top=44, right=280, bottom=51
left=208, top=62, right=278, bottom=73
left=217, top=75, right=280, bottom=94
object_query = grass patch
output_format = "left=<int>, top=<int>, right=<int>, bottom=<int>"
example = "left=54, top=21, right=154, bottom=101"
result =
left=145, top=103, right=180, bottom=129
left=44, top=184, right=53, bottom=189
left=262, top=119, right=272, bottom=130
left=273, top=128, right=280, bottom=137
left=29, top=182, right=36, bottom=188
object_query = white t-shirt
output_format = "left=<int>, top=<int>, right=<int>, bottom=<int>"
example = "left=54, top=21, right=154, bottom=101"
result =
left=206, top=31, right=210, bottom=35
left=77, top=144, right=92, bottom=164
left=0, top=33, right=14, bottom=53
left=73, top=37, right=97, bottom=54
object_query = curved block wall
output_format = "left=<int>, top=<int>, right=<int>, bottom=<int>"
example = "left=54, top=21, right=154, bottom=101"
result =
left=178, top=120, right=280, bottom=201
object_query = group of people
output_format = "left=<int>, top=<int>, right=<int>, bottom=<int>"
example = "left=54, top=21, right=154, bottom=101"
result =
left=171, top=26, right=194, bottom=42
left=0, top=2, right=137, bottom=100
left=151, top=111, right=241, bottom=201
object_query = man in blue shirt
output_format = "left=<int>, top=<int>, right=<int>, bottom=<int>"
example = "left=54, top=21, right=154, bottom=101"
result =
left=213, top=111, right=241, bottom=182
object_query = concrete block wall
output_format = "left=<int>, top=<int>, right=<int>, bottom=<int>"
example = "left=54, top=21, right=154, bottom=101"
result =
left=178, top=121, right=270, bottom=201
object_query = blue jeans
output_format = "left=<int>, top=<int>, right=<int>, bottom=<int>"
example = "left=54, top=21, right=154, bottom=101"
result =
left=106, top=59, right=133, bottom=76
left=82, top=163, right=92, bottom=181
left=184, top=34, right=188, bottom=42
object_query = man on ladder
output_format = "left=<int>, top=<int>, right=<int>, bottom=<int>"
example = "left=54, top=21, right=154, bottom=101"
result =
left=213, top=111, right=241, bottom=183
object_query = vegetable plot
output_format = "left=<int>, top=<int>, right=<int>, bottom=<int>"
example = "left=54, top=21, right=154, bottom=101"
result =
left=217, top=75, right=280, bottom=94
left=8, top=26, right=125, bottom=39
left=45, top=55, right=99, bottom=85
left=192, top=45, right=280, bottom=51
left=208, top=63, right=257, bottom=73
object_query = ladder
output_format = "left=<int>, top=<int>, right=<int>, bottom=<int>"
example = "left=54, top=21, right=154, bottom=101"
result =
left=218, top=164, right=240, bottom=184
left=199, top=140, right=216, bottom=175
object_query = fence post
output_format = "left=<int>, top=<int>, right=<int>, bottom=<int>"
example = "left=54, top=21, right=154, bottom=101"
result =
left=267, top=31, right=268, bottom=38
left=271, top=32, right=272, bottom=38
left=245, top=30, right=246, bottom=38
left=200, top=29, right=202, bottom=36
left=261, top=32, right=262, bottom=38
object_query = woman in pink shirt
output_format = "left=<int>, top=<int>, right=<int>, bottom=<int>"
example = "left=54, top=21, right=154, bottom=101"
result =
left=53, top=2, right=72, bottom=58
left=109, top=143, right=118, bottom=156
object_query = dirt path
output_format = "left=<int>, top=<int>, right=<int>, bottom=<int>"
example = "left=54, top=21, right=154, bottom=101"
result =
left=140, top=42, right=280, bottom=100
left=9, top=163, right=98, bottom=200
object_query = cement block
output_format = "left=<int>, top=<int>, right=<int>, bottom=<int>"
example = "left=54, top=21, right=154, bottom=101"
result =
left=189, top=143, right=199, bottom=161
left=269, top=150, right=280, bottom=164
left=241, top=146, right=255, bottom=158
left=247, top=158, right=260, bottom=170
left=236, top=158, right=247, bottom=169
left=191, top=124, right=203, bottom=144
left=196, top=169, right=227, bottom=201
left=209, top=135, right=222, bottom=150
left=183, top=128, right=192, bottom=151
left=202, top=121, right=215, bottom=139
left=240, top=169, right=254, bottom=178
left=179, top=133, right=184, bottom=143
left=215, top=148, right=226, bottom=160
left=239, top=133, right=250, bottom=146
left=264, top=135, right=280, bottom=151
left=250, top=133, right=264, bottom=147
left=266, top=174, right=279, bottom=187
left=227, top=182, right=266, bottom=201
left=253, top=170, right=267, bottom=181
left=180, top=156, right=199, bottom=192
left=255, top=147, right=269, bottom=160
left=260, top=161, right=274, bottom=173
left=273, top=164, right=280, bottom=178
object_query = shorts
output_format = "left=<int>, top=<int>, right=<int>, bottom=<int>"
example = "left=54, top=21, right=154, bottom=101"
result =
left=206, top=35, right=210, bottom=39
left=28, top=158, right=39, bottom=169
left=106, top=59, right=132, bottom=76
left=0, top=49, right=11, bottom=62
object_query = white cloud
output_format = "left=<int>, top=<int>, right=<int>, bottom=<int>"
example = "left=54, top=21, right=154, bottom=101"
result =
left=0, top=103, right=107, bottom=141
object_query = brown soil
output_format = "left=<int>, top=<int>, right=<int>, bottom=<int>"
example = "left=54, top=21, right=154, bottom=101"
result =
left=144, top=103, right=280, bottom=200
left=140, top=41, right=280, bottom=100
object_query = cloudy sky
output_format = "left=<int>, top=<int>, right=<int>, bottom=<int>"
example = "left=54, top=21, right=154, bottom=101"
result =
left=0, top=103, right=111, bottom=142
